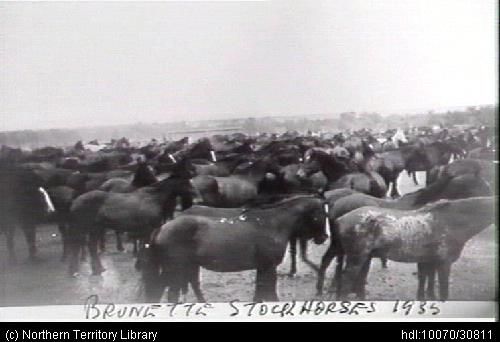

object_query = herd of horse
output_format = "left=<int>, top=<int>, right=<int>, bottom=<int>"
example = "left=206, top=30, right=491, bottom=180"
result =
left=0, top=125, right=497, bottom=303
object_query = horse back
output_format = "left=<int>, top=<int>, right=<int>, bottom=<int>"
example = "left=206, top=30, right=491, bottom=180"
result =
left=155, top=215, right=277, bottom=272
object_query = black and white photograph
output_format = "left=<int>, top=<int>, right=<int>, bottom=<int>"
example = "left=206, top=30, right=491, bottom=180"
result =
left=0, top=0, right=497, bottom=319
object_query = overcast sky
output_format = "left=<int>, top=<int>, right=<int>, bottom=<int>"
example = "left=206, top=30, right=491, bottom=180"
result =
left=0, top=1, right=497, bottom=131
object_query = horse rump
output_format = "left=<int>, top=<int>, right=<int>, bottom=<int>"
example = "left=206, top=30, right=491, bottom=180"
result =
left=136, top=230, right=168, bottom=302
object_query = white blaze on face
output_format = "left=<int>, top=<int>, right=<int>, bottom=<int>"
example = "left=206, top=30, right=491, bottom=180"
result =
left=38, top=187, right=55, bottom=213
left=210, top=150, right=217, bottom=162
left=296, top=168, right=306, bottom=178
left=168, top=154, right=177, bottom=163
left=324, top=203, right=331, bottom=237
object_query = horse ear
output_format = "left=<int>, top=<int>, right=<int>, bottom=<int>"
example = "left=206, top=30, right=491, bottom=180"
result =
left=317, top=187, right=326, bottom=198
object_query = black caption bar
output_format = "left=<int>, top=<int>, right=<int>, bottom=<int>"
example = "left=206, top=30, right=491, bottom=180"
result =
left=0, top=322, right=497, bottom=341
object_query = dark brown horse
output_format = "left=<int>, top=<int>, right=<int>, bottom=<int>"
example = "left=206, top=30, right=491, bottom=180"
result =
left=315, top=173, right=493, bottom=296
left=67, top=157, right=196, bottom=276
left=333, top=197, right=495, bottom=300
left=0, top=166, right=55, bottom=262
left=99, top=160, right=158, bottom=193
left=97, top=160, right=159, bottom=253
left=426, top=158, right=496, bottom=188
left=46, top=185, right=79, bottom=261
left=297, top=149, right=388, bottom=198
left=138, top=195, right=330, bottom=302
left=366, top=144, right=430, bottom=197
left=191, top=157, right=281, bottom=207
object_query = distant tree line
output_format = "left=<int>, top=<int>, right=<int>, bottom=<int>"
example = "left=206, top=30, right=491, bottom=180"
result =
left=0, top=105, right=496, bottom=148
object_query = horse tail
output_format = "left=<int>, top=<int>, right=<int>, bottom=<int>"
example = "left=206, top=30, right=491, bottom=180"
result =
left=137, top=229, right=166, bottom=302
left=330, top=218, right=346, bottom=294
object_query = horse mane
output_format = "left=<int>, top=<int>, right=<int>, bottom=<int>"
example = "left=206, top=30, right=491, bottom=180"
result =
left=409, top=175, right=454, bottom=206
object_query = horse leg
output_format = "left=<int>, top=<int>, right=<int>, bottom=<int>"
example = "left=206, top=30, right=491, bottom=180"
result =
left=412, top=171, right=419, bottom=186
left=288, top=236, right=297, bottom=276
left=390, top=178, right=399, bottom=198
left=5, top=225, right=17, bottom=264
left=80, top=239, right=87, bottom=262
left=355, top=256, right=372, bottom=300
left=417, top=263, right=426, bottom=300
left=300, top=238, right=319, bottom=272
left=180, top=191, right=194, bottom=211
left=332, top=254, right=344, bottom=297
left=189, top=266, right=206, bottom=303
left=316, top=243, right=336, bottom=296
left=425, top=170, right=430, bottom=187
left=99, top=229, right=106, bottom=253
left=88, top=233, right=106, bottom=275
left=59, top=223, right=68, bottom=262
left=132, top=238, right=138, bottom=256
left=67, top=233, right=83, bottom=277
left=380, top=256, right=388, bottom=269
left=426, top=263, right=437, bottom=300
left=167, top=284, right=181, bottom=303
left=338, top=255, right=365, bottom=300
left=256, top=266, right=278, bottom=302
left=21, top=222, right=37, bottom=261
left=115, top=232, right=124, bottom=252
left=254, top=265, right=278, bottom=302
left=265, top=267, right=279, bottom=302
left=437, top=261, right=451, bottom=301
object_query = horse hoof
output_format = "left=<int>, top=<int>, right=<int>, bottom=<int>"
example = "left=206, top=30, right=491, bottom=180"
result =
left=71, top=272, right=80, bottom=278
left=92, top=267, right=106, bottom=276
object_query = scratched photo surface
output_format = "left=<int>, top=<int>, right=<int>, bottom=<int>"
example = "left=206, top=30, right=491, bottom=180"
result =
left=0, top=1, right=497, bottom=307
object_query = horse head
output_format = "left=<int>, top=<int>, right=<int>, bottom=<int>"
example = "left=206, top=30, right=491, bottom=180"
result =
left=169, top=156, right=196, bottom=179
left=402, top=145, right=432, bottom=172
left=185, top=138, right=216, bottom=162
left=297, top=149, right=351, bottom=183
left=132, top=161, right=158, bottom=188
left=298, top=195, right=330, bottom=245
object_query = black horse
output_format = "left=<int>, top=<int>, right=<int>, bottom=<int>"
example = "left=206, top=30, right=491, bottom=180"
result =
left=137, top=195, right=329, bottom=303
left=155, top=138, right=216, bottom=173
left=316, top=173, right=493, bottom=297
left=95, top=160, right=160, bottom=253
left=297, top=149, right=388, bottom=198
left=0, top=166, right=55, bottom=262
left=67, top=157, right=196, bottom=276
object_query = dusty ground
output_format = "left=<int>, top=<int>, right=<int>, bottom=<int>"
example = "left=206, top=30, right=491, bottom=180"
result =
left=0, top=172, right=497, bottom=306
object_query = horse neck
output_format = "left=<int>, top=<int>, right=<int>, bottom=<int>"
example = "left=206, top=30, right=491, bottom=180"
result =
left=398, top=175, right=453, bottom=208
left=393, top=191, right=424, bottom=209
left=255, top=198, right=318, bottom=242
left=317, top=155, right=349, bottom=183
left=430, top=197, right=495, bottom=242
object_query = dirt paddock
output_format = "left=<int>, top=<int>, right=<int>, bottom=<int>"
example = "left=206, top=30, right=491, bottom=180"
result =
left=0, top=172, right=497, bottom=306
